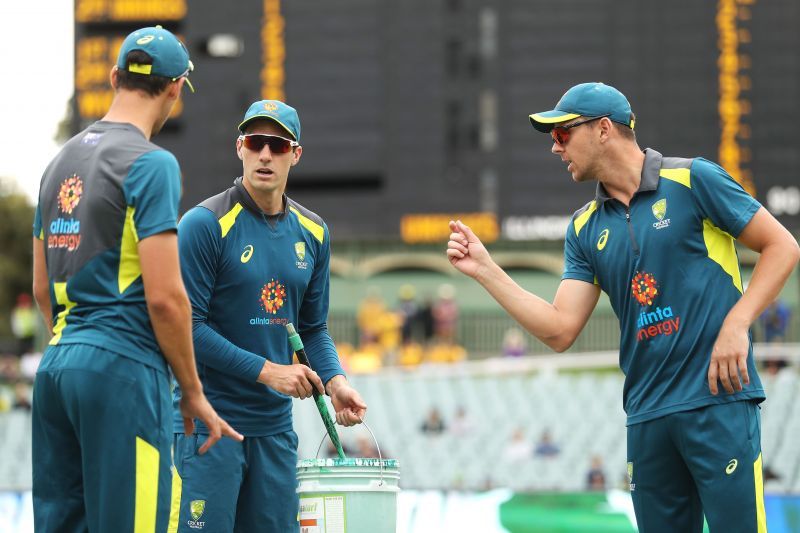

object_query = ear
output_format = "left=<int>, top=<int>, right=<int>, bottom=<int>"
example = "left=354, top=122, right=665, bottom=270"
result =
left=168, top=78, right=184, bottom=100
left=235, top=138, right=244, bottom=160
left=598, top=117, right=613, bottom=142
left=109, top=66, right=120, bottom=89
left=291, top=145, right=303, bottom=166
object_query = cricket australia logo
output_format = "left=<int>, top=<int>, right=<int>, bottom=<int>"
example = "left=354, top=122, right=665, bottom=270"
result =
left=295, top=241, right=308, bottom=269
left=187, top=499, right=206, bottom=529
left=651, top=198, right=671, bottom=229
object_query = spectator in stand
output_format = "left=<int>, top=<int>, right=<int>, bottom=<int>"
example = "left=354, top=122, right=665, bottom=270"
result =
left=450, top=405, right=474, bottom=437
left=759, top=298, right=791, bottom=343
left=502, top=327, right=528, bottom=357
left=420, top=407, right=446, bottom=435
left=12, top=381, right=32, bottom=411
left=357, top=287, right=386, bottom=345
left=586, top=455, right=607, bottom=490
left=504, top=427, right=533, bottom=463
left=10, top=294, right=37, bottom=357
left=432, top=284, right=459, bottom=342
left=397, top=284, right=420, bottom=343
left=534, top=429, right=560, bottom=458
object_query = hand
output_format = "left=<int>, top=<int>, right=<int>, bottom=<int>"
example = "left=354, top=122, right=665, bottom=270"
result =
left=327, top=376, right=368, bottom=427
left=259, top=360, right=324, bottom=399
left=180, top=388, right=243, bottom=454
left=446, top=220, right=492, bottom=279
left=707, top=320, right=751, bottom=395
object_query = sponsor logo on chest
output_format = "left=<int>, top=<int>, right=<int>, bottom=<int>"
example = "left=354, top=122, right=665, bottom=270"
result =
left=631, top=271, right=684, bottom=342
left=295, top=241, right=308, bottom=269
left=651, top=198, right=671, bottom=230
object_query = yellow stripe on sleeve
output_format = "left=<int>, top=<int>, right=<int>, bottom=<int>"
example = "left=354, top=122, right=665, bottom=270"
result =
left=573, top=201, right=597, bottom=237
left=218, top=202, right=243, bottom=238
left=702, top=219, right=743, bottom=293
left=134, top=436, right=160, bottom=533
left=289, top=206, right=324, bottom=243
left=119, top=206, right=141, bottom=294
left=660, top=168, right=691, bottom=189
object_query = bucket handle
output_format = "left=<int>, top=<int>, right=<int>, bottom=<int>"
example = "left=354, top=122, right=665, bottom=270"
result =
left=315, top=415, right=385, bottom=486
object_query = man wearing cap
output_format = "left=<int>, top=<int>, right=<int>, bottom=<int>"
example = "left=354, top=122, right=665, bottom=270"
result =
left=447, top=82, right=799, bottom=532
left=31, top=26, right=241, bottom=532
left=171, top=99, right=367, bottom=532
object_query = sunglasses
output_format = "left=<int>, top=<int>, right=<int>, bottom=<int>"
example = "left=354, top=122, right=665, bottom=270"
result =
left=239, top=134, right=299, bottom=154
left=551, top=114, right=610, bottom=145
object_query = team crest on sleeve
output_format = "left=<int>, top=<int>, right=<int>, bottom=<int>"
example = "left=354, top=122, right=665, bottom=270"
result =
left=651, top=198, right=671, bottom=229
left=48, top=174, right=83, bottom=252
left=295, top=241, right=308, bottom=269
left=187, top=499, right=206, bottom=529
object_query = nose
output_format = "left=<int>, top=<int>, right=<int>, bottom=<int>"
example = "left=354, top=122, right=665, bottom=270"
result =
left=258, top=144, right=273, bottom=162
left=551, top=141, right=563, bottom=155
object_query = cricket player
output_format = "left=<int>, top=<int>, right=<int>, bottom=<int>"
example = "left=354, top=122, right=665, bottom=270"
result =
left=447, top=82, right=800, bottom=532
left=31, top=26, right=241, bottom=532
left=171, top=100, right=367, bottom=532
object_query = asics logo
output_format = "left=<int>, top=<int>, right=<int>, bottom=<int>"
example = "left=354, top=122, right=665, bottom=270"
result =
left=597, top=229, right=609, bottom=250
left=726, top=459, right=738, bottom=475
left=241, top=244, right=254, bottom=263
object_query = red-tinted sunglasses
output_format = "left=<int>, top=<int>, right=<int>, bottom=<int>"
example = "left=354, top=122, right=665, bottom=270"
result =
left=239, top=134, right=299, bottom=154
left=551, top=114, right=610, bottom=145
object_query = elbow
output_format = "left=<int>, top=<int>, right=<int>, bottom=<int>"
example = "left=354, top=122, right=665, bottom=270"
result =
left=147, top=289, right=191, bottom=322
left=544, top=333, right=577, bottom=354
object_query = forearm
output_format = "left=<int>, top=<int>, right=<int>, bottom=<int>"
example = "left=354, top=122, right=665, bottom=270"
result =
left=726, top=241, right=800, bottom=327
left=148, top=293, right=202, bottom=395
left=193, top=322, right=266, bottom=382
left=474, top=261, right=569, bottom=350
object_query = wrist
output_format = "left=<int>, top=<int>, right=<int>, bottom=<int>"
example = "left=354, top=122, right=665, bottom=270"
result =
left=180, top=379, right=203, bottom=397
left=325, top=374, right=347, bottom=396
left=258, top=360, right=274, bottom=384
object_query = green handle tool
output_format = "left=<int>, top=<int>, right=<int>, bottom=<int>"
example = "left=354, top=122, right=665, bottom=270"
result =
left=286, top=323, right=346, bottom=459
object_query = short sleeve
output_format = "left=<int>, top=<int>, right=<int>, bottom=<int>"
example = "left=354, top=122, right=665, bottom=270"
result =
left=562, top=222, right=595, bottom=283
left=33, top=204, right=43, bottom=239
left=123, top=150, right=182, bottom=240
left=690, top=158, right=761, bottom=238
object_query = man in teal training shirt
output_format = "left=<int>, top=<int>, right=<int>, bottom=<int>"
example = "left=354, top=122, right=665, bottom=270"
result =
left=172, top=99, right=367, bottom=532
left=447, top=82, right=799, bottom=532
left=32, top=26, right=240, bottom=533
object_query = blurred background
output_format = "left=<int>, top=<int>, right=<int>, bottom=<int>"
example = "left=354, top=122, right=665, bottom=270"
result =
left=1, top=0, right=799, bottom=531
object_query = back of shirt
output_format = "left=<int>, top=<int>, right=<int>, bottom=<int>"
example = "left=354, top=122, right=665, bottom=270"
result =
left=33, top=121, right=181, bottom=373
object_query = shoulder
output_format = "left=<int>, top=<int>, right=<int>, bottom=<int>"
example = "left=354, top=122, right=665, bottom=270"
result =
left=133, top=148, right=180, bottom=170
left=198, top=186, right=240, bottom=219
left=287, top=197, right=327, bottom=244
left=570, top=200, right=599, bottom=237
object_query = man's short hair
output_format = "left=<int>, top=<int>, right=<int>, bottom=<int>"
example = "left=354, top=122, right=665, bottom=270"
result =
left=116, top=50, right=172, bottom=96
left=614, top=112, right=636, bottom=141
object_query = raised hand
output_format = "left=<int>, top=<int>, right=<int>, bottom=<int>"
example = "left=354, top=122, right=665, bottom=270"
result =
left=446, top=220, right=492, bottom=279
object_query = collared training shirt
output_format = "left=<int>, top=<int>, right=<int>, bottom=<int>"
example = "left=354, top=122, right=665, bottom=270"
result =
left=174, top=177, right=344, bottom=436
left=32, top=121, right=181, bottom=374
left=563, top=149, right=765, bottom=425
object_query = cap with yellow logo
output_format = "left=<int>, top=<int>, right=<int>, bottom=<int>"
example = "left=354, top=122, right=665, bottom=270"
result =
left=116, top=26, right=194, bottom=92
left=238, top=100, right=301, bottom=141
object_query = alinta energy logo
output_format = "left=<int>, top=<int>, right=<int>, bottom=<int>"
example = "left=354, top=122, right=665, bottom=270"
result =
left=631, top=271, right=682, bottom=342
left=49, top=174, right=83, bottom=252
left=250, top=278, right=289, bottom=326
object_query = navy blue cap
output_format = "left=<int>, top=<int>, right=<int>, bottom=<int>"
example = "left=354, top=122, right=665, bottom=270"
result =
left=238, top=100, right=301, bottom=141
left=529, top=82, right=634, bottom=133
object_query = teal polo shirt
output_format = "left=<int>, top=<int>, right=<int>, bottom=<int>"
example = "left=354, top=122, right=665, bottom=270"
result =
left=563, top=149, right=765, bottom=425
left=174, top=178, right=344, bottom=436
left=33, top=121, right=181, bottom=374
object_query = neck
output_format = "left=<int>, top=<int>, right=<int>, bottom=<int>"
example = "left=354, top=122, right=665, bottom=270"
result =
left=242, top=179, right=285, bottom=215
left=595, top=143, right=646, bottom=205
left=102, top=91, right=161, bottom=139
